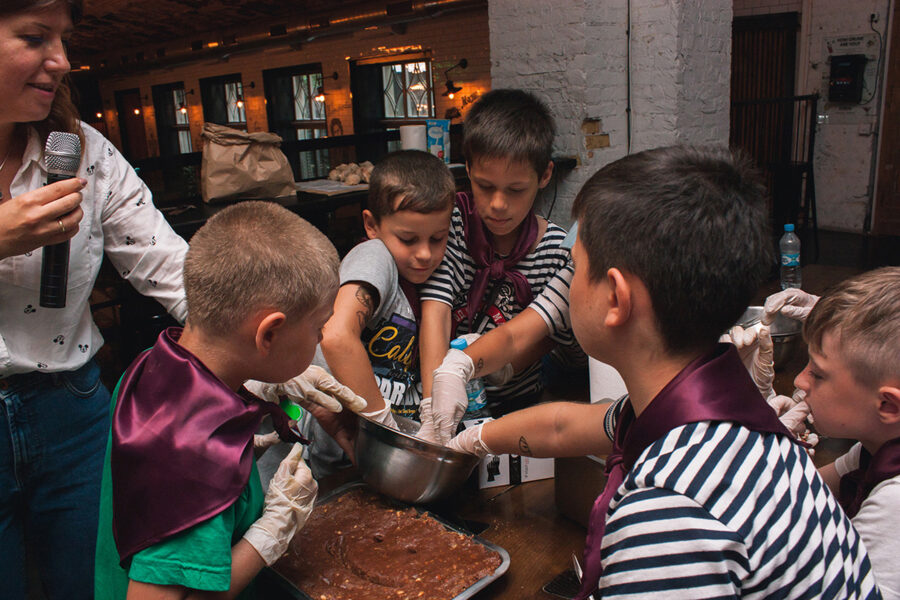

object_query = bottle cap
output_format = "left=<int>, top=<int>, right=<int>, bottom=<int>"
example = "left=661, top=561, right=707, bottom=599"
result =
left=784, top=223, right=795, bottom=232
left=279, top=399, right=303, bottom=421
left=450, top=338, right=468, bottom=351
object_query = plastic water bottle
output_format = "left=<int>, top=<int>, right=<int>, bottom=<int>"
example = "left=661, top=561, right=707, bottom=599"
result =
left=450, top=337, right=487, bottom=416
left=779, top=224, right=802, bottom=290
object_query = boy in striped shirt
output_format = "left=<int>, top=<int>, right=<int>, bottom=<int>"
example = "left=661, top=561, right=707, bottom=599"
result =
left=448, top=146, right=881, bottom=599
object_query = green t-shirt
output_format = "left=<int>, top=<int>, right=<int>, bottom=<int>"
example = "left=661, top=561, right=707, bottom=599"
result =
left=95, top=379, right=265, bottom=599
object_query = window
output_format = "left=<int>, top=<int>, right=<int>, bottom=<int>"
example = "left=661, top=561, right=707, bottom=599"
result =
left=224, top=81, right=247, bottom=126
left=291, top=73, right=328, bottom=179
left=382, top=60, right=434, bottom=119
left=199, top=73, right=246, bottom=131
left=172, top=88, right=192, bottom=154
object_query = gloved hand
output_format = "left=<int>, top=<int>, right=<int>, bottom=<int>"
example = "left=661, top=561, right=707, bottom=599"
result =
left=430, top=348, right=474, bottom=445
left=361, top=403, right=398, bottom=429
left=720, top=324, right=775, bottom=399
left=245, top=366, right=367, bottom=414
left=762, top=289, right=820, bottom=325
left=780, top=400, right=811, bottom=435
left=242, top=444, right=318, bottom=565
left=767, top=387, right=805, bottom=417
left=779, top=400, right=819, bottom=456
left=416, top=397, right=439, bottom=443
left=447, top=422, right=494, bottom=458
left=458, top=333, right=515, bottom=386
left=253, top=430, right=282, bottom=450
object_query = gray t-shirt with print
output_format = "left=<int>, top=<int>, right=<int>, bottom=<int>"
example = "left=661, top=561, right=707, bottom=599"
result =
left=330, top=238, right=422, bottom=417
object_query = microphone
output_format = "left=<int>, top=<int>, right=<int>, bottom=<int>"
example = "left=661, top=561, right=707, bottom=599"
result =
left=40, top=132, right=81, bottom=308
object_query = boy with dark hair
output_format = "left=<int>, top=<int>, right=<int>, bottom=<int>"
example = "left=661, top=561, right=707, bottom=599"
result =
left=418, top=88, right=583, bottom=442
left=94, top=202, right=363, bottom=599
left=252, top=150, right=457, bottom=478
left=448, top=146, right=880, bottom=599
left=318, top=149, right=455, bottom=422
left=794, top=267, right=900, bottom=598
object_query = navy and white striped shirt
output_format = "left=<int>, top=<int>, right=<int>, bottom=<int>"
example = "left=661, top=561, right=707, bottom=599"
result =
left=599, top=421, right=881, bottom=599
left=420, top=205, right=579, bottom=400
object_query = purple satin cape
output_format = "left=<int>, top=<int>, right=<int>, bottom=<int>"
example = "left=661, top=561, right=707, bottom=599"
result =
left=839, top=436, right=900, bottom=518
left=456, top=191, right=538, bottom=323
left=576, top=344, right=798, bottom=600
left=111, top=327, right=304, bottom=564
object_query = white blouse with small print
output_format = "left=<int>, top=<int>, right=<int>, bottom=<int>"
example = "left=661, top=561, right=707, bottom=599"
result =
left=0, top=123, right=188, bottom=376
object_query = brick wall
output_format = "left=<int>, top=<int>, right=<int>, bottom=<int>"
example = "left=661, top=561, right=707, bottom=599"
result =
left=96, top=7, right=490, bottom=157
left=798, top=0, right=891, bottom=232
left=490, top=1, right=731, bottom=227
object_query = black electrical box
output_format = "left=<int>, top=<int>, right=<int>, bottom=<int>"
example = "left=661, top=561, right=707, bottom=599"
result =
left=829, top=54, right=867, bottom=102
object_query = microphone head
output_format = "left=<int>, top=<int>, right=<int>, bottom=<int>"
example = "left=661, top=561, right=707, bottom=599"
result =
left=45, top=131, right=81, bottom=176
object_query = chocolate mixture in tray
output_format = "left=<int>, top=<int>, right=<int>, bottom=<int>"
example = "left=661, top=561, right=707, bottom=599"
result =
left=274, top=488, right=502, bottom=600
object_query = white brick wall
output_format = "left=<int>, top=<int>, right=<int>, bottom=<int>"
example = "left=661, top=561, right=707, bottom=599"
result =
left=800, top=0, right=888, bottom=232
left=489, top=0, right=731, bottom=227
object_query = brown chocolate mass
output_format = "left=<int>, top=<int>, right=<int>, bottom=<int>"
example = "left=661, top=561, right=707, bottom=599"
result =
left=273, top=488, right=502, bottom=600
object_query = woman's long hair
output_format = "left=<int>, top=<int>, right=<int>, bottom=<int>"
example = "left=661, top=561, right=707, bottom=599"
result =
left=1, top=0, right=84, bottom=148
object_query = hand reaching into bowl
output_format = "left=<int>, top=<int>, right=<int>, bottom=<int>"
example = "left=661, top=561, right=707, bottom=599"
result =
left=762, top=289, right=820, bottom=325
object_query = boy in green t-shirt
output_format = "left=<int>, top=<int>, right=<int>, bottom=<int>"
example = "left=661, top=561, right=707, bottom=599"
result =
left=94, top=201, right=363, bottom=599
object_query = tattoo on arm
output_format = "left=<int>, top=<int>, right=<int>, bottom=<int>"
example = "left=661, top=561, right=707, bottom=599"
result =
left=355, top=286, right=375, bottom=330
left=474, top=358, right=485, bottom=376
left=518, top=436, right=533, bottom=457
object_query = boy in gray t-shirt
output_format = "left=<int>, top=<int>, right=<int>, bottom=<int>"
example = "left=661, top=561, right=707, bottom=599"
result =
left=303, top=150, right=456, bottom=476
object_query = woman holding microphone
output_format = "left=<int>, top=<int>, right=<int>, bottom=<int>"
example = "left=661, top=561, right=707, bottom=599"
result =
left=0, top=2, right=188, bottom=597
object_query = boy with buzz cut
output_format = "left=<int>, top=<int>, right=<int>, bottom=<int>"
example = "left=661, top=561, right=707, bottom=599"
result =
left=791, top=267, right=900, bottom=599
left=447, top=146, right=881, bottom=599
left=418, top=88, right=584, bottom=442
left=94, top=201, right=364, bottom=599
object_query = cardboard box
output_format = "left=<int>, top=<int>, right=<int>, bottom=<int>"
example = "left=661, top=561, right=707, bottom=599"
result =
left=425, top=119, right=451, bottom=163
left=462, top=418, right=555, bottom=489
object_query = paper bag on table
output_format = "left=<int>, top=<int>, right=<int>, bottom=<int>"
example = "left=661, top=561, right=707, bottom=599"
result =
left=200, top=123, right=296, bottom=204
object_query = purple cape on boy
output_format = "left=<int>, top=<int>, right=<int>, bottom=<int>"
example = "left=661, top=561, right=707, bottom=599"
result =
left=576, top=344, right=800, bottom=600
left=839, top=437, right=900, bottom=518
left=110, top=327, right=302, bottom=564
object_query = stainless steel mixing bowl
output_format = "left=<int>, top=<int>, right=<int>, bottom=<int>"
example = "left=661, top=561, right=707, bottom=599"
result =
left=355, top=415, right=480, bottom=504
left=737, top=306, right=803, bottom=370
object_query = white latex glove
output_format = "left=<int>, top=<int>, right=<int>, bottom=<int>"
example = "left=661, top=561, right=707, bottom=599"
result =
left=762, top=289, right=820, bottom=325
left=447, top=422, right=494, bottom=458
left=720, top=324, right=775, bottom=399
left=459, top=333, right=514, bottom=386
left=253, top=430, right=282, bottom=450
left=768, top=387, right=806, bottom=417
left=242, top=444, right=318, bottom=565
left=431, top=348, right=474, bottom=445
left=245, top=366, right=367, bottom=415
left=361, top=403, right=398, bottom=429
left=780, top=400, right=812, bottom=436
left=416, top=396, right=439, bottom=443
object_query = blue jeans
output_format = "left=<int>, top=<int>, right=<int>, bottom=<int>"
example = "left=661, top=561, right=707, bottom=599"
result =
left=0, top=361, right=110, bottom=600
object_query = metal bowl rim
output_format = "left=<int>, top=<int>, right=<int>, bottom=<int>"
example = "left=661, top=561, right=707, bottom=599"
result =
left=357, top=414, right=479, bottom=465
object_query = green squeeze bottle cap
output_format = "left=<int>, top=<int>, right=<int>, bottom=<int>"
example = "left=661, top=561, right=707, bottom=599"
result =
left=279, top=398, right=303, bottom=421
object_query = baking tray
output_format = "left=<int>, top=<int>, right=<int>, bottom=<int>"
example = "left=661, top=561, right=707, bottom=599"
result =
left=261, top=481, right=510, bottom=599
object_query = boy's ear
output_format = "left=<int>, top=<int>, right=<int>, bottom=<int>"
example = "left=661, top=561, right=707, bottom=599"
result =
left=876, top=385, right=900, bottom=425
left=362, top=210, right=379, bottom=240
left=254, top=311, right=287, bottom=355
left=603, top=267, right=632, bottom=328
left=537, top=161, right=554, bottom=189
